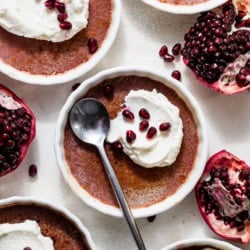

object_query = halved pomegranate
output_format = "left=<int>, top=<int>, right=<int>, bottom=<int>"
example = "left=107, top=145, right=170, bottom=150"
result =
left=0, top=85, right=36, bottom=177
left=195, top=150, right=250, bottom=243
left=182, top=0, right=250, bottom=94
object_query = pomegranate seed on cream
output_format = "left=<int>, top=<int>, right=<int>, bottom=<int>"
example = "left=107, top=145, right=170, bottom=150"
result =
left=0, top=0, right=89, bottom=42
left=107, top=89, right=183, bottom=168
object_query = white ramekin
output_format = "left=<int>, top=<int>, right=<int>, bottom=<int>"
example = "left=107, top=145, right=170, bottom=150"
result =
left=141, top=0, right=227, bottom=14
left=55, top=66, right=208, bottom=218
left=0, top=0, right=121, bottom=85
left=161, top=238, right=241, bottom=250
left=0, top=196, right=96, bottom=249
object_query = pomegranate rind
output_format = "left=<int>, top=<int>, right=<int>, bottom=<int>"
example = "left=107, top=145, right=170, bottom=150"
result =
left=0, top=84, right=36, bottom=177
left=195, top=150, right=250, bottom=243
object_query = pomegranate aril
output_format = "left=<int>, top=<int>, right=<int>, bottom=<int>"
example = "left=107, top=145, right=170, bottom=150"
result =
left=57, top=13, right=68, bottom=22
left=172, top=43, right=182, bottom=56
left=103, top=83, right=114, bottom=97
left=72, top=83, right=80, bottom=91
left=88, top=38, right=98, bottom=54
left=112, top=141, right=123, bottom=150
left=44, top=0, right=55, bottom=9
left=171, top=70, right=181, bottom=81
left=122, top=110, right=134, bottom=121
left=159, top=45, right=168, bottom=57
left=55, top=1, right=66, bottom=13
left=159, top=122, right=171, bottom=131
left=60, top=21, right=72, bottom=30
left=126, top=130, right=136, bottom=143
left=164, top=54, right=175, bottom=62
left=147, top=215, right=156, bottom=223
left=139, top=108, right=150, bottom=119
left=146, top=127, right=157, bottom=139
left=139, top=120, right=149, bottom=131
left=29, top=164, right=37, bottom=177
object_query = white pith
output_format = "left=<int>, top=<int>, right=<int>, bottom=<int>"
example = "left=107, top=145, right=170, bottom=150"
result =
left=0, top=92, right=21, bottom=110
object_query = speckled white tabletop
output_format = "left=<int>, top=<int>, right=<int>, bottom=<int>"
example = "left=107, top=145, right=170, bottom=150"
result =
left=0, top=0, right=249, bottom=249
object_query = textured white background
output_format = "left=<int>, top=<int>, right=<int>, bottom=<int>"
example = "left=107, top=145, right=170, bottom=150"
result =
left=0, top=0, right=250, bottom=249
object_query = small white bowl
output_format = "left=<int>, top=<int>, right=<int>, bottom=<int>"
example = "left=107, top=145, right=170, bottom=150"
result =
left=0, top=0, right=121, bottom=85
left=161, top=238, right=241, bottom=250
left=0, top=196, right=96, bottom=249
left=55, top=66, right=208, bottom=218
left=141, top=0, right=227, bottom=14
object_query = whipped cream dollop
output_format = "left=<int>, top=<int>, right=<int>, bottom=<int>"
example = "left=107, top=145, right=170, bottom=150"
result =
left=0, top=220, right=54, bottom=250
left=0, top=0, right=89, bottom=42
left=107, top=89, right=183, bottom=168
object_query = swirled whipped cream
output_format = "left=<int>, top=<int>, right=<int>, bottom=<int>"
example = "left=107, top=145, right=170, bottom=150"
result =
left=0, top=220, right=54, bottom=249
left=107, top=89, right=183, bottom=168
left=0, top=0, right=89, bottom=42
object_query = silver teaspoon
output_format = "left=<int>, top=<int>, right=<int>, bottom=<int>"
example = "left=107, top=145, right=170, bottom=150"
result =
left=69, top=98, right=146, bottom=250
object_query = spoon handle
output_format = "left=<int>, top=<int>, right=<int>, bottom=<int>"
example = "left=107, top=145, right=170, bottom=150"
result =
left=97, top=144, right=146, bottom=250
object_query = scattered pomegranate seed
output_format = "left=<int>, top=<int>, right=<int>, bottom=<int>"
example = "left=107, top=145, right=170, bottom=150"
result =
left=235, top=10, right=246, bottom=22
left=159, top=45, right=168, bottom=57
left=126, top=130, right=136, bottom=143
left=172, top=43, right=182, bottom=56
left=55, top=1, right=66, bottom=13
left=146, top=127, right=157, bottom=139
left=29, top=164, right=37, bottom=177
left=122, top=110, right=134, bottom=121
left=71, top=83, right=80, bottom=91
left=44, top=0, right=55, bottom=9
left=23, top=247, right=32, bottom=250
left=57, top=12, right=68, bottom=22
left=60, top=21, right=72, bottom=30
left=139, top=120, right=149, bottom=131
left=103, top=83, right=114, bottom=97
left=159, top=122, right=171, bottom=131
left=112, top=141, right=123, bottom=150
left=164, top=54, right=175, bottom=62
left=147, top=215, right=156, bottom=223
left=139, top=108, right=150, bottom=119
left=88, top=38, right=98, bottom=54
left=171, top=70, right=181, bottom=81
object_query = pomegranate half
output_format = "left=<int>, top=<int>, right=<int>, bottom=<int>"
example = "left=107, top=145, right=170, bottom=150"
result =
left=195, top=150, right=250, bottom=243
left=0, top=84, right=36, bottom=177
left=182, top=0, right=250, bottom=94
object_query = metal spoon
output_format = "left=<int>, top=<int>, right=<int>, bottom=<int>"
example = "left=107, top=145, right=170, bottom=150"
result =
left=69, top=98, right=146, bottom=250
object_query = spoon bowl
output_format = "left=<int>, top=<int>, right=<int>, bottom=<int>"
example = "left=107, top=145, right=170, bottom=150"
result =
left=69, top=98, right=146, bottom=250
left=69, top=98, right=110, bottom=146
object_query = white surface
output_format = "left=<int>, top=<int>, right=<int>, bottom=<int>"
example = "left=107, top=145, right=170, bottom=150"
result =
left=0, top=0, right=249, bottom=249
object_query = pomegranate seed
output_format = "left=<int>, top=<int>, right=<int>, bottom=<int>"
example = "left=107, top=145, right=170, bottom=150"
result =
left=126, top=130, right=136, bottom=143
left=164, top=54, right=175, bottom=62
left=29, top=164, right=37, bottom=177
left=60, top=21, right=72, bottom=30
left=55, top=1, right=66, bottom=13
left=122, top=110, right=134, bottom=121
left=172, top=43, right=182, bottom=56
left=139, top=120, right=149, bottom=131
left=44, top=0, right=55, bottom=9
left=103, top=83, right=114, bottom=97
left=147, top=215, right=156, bottom=223
left=57, top=13, right=68, bottom=22
left=159, top=122, right=171, bottom=131
left=159, top=45, right=168, bottom=57
left=235, top=11, right=246, bottom=22
left=23, top=247, right=32, bottom=250
left=72, top=83, right=80, bottom=91
left=88, top=38, right=98, bottom=54
left=171, top=70, right=181, bottom=81
left=139, top=108, right=150, bottom=119
left=112, top=141, right=123, bottom=150
left=146, top=127, right=157, bottom=139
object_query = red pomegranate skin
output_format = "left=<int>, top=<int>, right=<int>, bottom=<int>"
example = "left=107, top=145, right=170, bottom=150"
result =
left=0, top=84, right=36, bottom=177
left=195, top=150, right=250, bottom=243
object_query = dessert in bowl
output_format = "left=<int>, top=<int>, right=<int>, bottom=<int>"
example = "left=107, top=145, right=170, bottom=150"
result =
left=140, top=0, right=227, bottom=14
left=0, top=0, right=121, bottom=85
left=161, top=238, right=241, bottom=250
left=55, top=66, right=208, bottom=218
left=0, top=196, right=96, bottom=249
